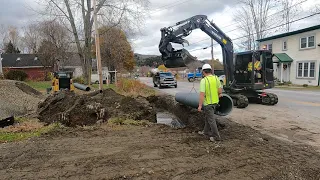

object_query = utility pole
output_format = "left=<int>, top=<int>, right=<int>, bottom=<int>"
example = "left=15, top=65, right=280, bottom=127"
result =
left=93, top=0, right=103, bottom=92
left=211, top=19, right=214, bottom=61
left=0, top=49, right=3, bottom=76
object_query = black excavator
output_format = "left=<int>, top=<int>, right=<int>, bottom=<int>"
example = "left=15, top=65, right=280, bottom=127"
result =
left=158, top=15, right=278, bottom=108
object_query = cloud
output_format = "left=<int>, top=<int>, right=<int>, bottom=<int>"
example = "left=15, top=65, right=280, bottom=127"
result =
left=0, top=0, right=39, bottom=28
left=131, top=0, right=239, bottom=60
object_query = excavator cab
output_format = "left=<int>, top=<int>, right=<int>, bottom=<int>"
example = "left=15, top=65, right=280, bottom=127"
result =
left=233, top=50, right=275, bottom=90
left=52, top=71, right=75, bottom=92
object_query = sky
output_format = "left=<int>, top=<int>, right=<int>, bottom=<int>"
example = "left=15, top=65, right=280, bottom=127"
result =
left=0, top=0, right=319, bottom=60
left=129, top=0, right=319, bottom=61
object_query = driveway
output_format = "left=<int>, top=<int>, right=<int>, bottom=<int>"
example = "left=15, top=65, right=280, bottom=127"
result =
left=139, top=77, right=320, bottom=151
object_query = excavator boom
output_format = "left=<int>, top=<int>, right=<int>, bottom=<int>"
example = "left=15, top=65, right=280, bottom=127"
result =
left=158, top=15, right=234, bottom=86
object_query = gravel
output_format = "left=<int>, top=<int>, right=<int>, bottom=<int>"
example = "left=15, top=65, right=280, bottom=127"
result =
left=0, top=80, right=43, bottom=119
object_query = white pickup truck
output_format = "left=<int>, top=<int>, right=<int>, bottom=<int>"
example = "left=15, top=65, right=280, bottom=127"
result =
left=91, top=73, right=108, bottom=84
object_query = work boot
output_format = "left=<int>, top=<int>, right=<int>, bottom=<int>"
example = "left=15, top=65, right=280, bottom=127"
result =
left=198, top=131, right=205, bottom=135
left=209, top=136, right=222, bottom=142
left=209, top=137, right=215, bottom=142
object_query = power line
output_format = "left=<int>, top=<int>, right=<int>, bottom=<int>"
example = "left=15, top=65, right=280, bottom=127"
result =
left=150, top=0, right=194, bottom=14
left=187, top=0, right=309, bottom=46
left=188, top=11, right=320, bottom=52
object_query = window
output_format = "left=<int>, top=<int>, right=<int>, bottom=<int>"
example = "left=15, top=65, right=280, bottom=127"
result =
left=268, top=44, right=272, bottom=52
left=297, top=61, right=316, bottom=78
left=283, top=41, right=287, bottom=50
left=300, top=35, right=315, bottom=49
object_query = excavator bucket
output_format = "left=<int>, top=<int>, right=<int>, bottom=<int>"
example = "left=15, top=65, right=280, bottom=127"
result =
left=163, top=48, right=197, bottom=68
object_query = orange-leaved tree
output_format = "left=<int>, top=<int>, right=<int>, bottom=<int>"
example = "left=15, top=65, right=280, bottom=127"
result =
left=92, top=26, right=135, bottom=72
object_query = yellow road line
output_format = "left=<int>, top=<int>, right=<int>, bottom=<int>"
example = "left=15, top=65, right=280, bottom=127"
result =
left=281, top=97, right=320, bottom=107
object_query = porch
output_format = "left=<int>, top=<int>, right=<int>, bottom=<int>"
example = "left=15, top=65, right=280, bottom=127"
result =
left=273, top=53, right=293, bottom=83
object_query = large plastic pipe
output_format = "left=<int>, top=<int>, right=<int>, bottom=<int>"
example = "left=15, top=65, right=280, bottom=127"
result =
left=74, top=83, right=91, bottom=91
left=175, top=92, right=233, bottom=116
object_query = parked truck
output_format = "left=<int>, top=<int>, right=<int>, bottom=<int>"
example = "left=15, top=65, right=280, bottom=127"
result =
left=187, top=67, right=202, bottom=82
left=151, top=68, right=177, bottom=89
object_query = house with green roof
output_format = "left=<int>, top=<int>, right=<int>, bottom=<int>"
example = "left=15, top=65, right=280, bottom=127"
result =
left=257, top=25, right=320, bottom=86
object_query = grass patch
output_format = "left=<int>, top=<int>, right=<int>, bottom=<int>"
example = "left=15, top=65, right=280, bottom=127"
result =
left=91, top=83, right=116, bottom=90
left=115, top=78, right=155, bottom=97
left=25, top=81, right=51, bottom=92
left=0, top=117, right=62, bottom=143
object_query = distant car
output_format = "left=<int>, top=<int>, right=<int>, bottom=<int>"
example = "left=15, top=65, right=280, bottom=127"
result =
left=91, top=74, right=107, bottom=84
left=153, top=72, right=177, bottom=89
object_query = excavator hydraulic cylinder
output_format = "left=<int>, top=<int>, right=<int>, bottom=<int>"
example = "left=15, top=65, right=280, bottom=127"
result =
left=175, top=92, right=233, bottom=116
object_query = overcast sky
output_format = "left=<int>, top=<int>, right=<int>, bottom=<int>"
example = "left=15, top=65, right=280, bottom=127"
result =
left=0, top=0, right=319, bottom=60
left=130, top=0, right=319, bottom=60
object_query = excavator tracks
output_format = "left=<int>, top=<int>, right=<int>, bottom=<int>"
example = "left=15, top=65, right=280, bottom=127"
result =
left=233, top=94, right=249, bottom=108
left=261, top=92, right=278, bottom=105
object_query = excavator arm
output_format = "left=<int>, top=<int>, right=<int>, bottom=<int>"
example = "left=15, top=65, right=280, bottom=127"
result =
left=159, top=15, right=234, bottom=86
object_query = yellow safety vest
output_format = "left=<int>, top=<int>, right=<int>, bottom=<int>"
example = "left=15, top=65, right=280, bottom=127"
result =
left=248, top=61, right=261, bottom=71
left=204, top=75, right=220, bottom=105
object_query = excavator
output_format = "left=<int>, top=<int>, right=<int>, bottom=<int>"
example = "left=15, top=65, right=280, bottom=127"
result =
left=158, top=15, right=278, bottom=108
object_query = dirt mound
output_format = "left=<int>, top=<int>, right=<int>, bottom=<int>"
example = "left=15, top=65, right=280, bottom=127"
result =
left=147, top=94, right=226, bottom=130
left=37, top=89, right=157, bottom=127
left=0, top=80, right=43, bottom=119
left=15, top=82, right=43, bottom=96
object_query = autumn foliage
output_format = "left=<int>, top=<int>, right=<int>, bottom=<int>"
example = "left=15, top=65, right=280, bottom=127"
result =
left=92, top=26, right=136, bottom=72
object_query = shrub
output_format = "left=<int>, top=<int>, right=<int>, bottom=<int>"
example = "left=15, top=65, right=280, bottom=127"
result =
left=303, top=84, right=308, bottom=87
left=73, top=76, right=85, bottom=84
left=5, top=70, right=28, bottom=81
left=116, top=78, right=155, bottom=97
left=45, top=72, right=54, bottom=81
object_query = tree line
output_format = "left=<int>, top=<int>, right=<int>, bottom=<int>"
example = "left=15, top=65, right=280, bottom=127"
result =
left=1, top=0, right=150, bottom=84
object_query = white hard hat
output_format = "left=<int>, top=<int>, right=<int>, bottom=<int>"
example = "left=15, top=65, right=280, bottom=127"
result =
left=202, top=63, right=212, bottom=70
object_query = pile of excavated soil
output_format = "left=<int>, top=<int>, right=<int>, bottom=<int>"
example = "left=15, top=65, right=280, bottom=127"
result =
left=147, top=94, right=226, bottom=130
left=0, top=80, right=43, bottom=119
left=37, top=89, right=157, bottom=127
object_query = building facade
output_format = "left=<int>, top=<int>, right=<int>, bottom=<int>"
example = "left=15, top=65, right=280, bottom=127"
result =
left=257, top=25, right=320, bottom=86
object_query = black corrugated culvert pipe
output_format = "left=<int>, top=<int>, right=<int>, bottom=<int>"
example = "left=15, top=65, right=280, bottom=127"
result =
left=175, top=93, right=233, bottom=116
left=74, top=83, right=91, bottom=91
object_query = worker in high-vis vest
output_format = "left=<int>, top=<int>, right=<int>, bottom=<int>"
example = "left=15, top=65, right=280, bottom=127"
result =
left=248, top=53, right=262, bottom=80
left=198, top=63, right=222, bottom=142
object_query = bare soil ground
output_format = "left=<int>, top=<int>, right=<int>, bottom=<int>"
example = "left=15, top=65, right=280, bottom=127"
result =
left=2, top=84, right=320, bottom=179
left=1, top=120, right=320, bottom=180
left=229, top=105, right=320, bottom=152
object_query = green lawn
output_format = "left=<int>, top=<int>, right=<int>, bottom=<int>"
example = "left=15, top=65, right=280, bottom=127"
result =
left=25, top=81, right=51, bottom=92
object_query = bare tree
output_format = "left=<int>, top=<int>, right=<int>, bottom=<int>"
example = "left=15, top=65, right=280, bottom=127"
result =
left=0, top=25, right=7, bottom=49
left=37, top=19, right=71, bottom=72
left=34, top=0, right=149, bottom=84
left=22, top=23, right=42, bottom=53
left=280, top=0, right=304, bottom=32
left=236, top=0, right=278, bottom=49
left=234, top=6, right=255, bottom=50
left=7, top=26, right=20, bottom=49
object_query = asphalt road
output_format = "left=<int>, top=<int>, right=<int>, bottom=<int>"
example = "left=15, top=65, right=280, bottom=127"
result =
left=139, top=77, right=320, bottom=118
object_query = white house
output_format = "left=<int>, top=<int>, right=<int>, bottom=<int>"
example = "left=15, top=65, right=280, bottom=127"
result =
left=257, top=25, right=320, bottom=86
